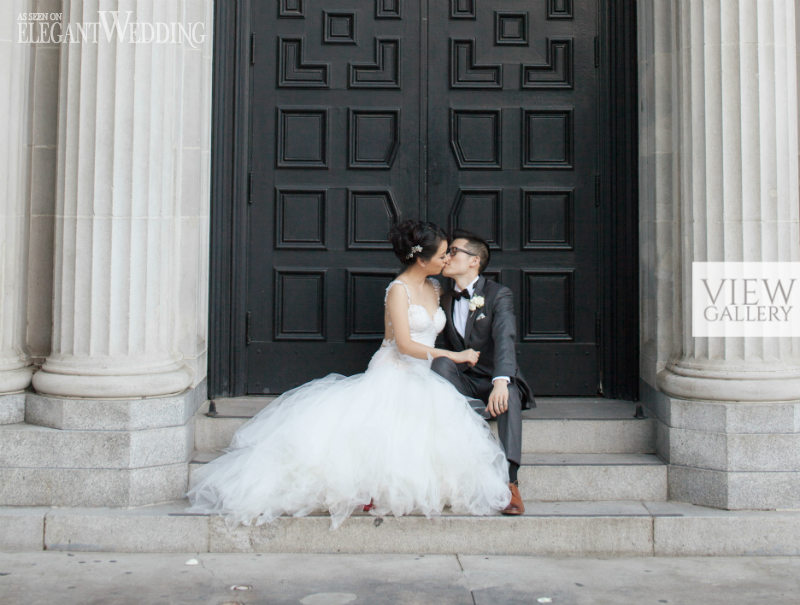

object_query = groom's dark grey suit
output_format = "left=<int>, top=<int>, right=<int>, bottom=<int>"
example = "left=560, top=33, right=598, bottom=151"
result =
left=432, top=275, right=534, bottom=466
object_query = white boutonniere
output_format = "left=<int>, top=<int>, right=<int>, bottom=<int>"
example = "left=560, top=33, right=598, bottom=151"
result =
left=468, top=295, right=485, bottom=312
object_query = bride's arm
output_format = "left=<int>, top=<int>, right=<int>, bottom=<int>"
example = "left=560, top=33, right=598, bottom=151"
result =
left=386, top=285, right=478, bottom=364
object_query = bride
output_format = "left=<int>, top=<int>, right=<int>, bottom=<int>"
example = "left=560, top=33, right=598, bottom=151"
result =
left=187, top=220, right=511, bottom=528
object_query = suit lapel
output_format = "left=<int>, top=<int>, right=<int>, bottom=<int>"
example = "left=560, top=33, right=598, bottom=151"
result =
left=463, top=276, right=486, bottom=346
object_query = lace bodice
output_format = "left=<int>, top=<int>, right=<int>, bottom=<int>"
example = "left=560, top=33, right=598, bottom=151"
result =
left=383, top=279, right=446, bottom=348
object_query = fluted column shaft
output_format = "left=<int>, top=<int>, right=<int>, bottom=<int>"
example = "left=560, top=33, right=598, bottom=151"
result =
left=0, top=0, right=34, bottom=395
left=33, top=0, right=192, bottom=397
left=658, top=0, right=800, bottom=401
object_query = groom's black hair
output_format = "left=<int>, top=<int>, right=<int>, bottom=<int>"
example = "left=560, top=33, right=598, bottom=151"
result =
left=451, top=229, right=490, bottom=273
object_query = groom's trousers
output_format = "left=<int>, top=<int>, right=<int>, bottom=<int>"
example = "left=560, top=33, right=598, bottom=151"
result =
left=430, top=357, right=522, bottom=466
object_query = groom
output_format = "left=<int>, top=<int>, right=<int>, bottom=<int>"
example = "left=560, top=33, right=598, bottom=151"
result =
left=432, top=230, right=534, bottom=515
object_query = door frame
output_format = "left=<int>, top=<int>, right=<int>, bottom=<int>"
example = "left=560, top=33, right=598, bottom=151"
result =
left=208, top=0, right=639, bottom=400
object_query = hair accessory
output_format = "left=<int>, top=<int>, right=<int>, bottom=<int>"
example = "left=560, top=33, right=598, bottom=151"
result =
left=405, top=244, right=423, bottom=260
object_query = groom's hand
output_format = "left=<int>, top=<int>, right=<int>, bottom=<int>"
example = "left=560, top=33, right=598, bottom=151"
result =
left=486, top=379, right=509, bottom=417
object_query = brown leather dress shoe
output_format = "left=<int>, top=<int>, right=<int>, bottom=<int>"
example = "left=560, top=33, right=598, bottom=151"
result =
left=501, top=482, right=525, bottom=515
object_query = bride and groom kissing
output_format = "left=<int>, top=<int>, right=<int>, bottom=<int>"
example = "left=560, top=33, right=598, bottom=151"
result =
left=188, top=220, right=534, bottom=528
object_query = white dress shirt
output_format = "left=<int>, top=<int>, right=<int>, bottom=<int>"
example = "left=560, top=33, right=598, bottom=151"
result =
left=453, top=276, right=480, bottom=338
left=453, top=277, right=509, bottom=386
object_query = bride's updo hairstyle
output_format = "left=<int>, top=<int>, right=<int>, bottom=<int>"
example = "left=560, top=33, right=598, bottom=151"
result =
left=389, top=220, right=447, bottom=266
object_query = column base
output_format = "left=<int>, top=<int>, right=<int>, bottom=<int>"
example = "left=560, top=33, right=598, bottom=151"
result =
left=32, top=363, right=193, bottom=399
left=0, top=363, right=30, bottom=424
left=0, top=392, right=25, bottom=424
left=658, top=361, right=800, bottom=402
left=641, top=379, right=800, bottom=510
left=0, top=381, right=206, bottom=507
left=0, top=365, right=33, bottom=396
left=667, top=465, right=800, bottom=510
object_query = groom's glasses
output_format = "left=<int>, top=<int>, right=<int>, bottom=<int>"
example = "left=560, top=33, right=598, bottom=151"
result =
left=447, top=246, right=478, bottom=257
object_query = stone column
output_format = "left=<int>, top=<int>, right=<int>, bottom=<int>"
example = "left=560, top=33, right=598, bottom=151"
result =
left=637, top=0, right=681, bottom=391
left=3, top=1, right=214, bottom=507
left=656, top=0, right=800, bottom=509
left=0, top=0, right=34, bottom=422
left=31, top=0, right=194, bottom=398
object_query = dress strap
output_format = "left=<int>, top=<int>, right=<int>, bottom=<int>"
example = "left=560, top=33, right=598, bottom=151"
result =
left=384, top=279, right=412, bottom=305
left=427, top=277, right=441, bottom=304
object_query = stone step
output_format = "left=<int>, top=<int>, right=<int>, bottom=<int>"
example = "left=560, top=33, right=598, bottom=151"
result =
left=0, top=422, right=192, bottom=506
left=0, top=465, right=188, bottom=507
left=189, top=451, right=667, bottom=502
left=0, top=422, right=192, bottom=469
left=194, top=397, right=656, bottom=455
left=4, top=500, right=800, bottom=556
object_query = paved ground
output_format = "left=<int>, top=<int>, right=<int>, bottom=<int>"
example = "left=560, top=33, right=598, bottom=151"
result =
left=1, top=552, right=799, bottom=604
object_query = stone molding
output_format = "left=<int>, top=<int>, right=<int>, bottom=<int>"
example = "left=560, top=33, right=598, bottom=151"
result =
left=658, top=361, right=800, bottom=402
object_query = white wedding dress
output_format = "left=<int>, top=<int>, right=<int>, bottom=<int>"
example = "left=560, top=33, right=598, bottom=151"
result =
left=187, top=279, right=511, bottom=528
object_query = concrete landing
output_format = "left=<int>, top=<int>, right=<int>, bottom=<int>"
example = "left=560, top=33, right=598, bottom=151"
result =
left=2, top=552, right=800, bottom=605
left=3, top=500, right=800, bottom=556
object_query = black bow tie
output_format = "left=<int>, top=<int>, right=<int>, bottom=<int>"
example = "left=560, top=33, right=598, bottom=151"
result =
left=453, top=289, right=471, bottom=301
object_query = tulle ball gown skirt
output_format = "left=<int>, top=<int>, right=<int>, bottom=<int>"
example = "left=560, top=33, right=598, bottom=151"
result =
left=187, top=344, right=511, bottom=529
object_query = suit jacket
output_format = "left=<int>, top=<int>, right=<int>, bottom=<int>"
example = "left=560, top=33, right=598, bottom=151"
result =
left=436, top=276, right=534, bottom=409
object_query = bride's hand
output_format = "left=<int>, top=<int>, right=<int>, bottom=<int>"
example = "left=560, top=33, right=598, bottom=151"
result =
left=454, top=348, right=480, bottom=366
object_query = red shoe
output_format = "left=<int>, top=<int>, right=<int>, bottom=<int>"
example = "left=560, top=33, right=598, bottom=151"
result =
left=363, top=499, right=374, bottom=512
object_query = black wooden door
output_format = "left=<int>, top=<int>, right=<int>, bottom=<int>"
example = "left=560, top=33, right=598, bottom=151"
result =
left=427, top=1, right=600, bottom=394
left=246, top=0, right=600, bottom=395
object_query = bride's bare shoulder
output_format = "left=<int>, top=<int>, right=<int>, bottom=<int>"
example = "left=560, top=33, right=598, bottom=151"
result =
left=385, top=279, right=411, bottom=305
